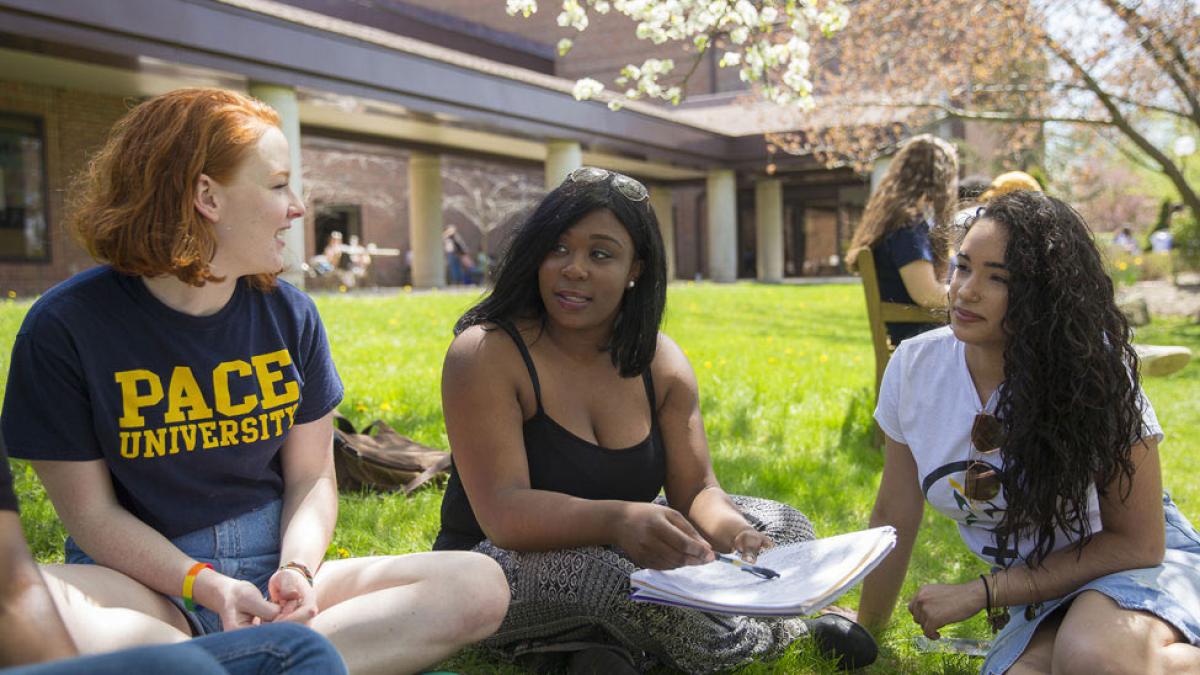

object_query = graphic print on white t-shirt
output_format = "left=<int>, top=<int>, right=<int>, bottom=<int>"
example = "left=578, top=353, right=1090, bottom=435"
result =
left=874, top=327, right=1162, bottom=568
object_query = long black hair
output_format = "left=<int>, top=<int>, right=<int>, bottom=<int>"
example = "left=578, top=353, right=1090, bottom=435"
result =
left=981, top=191, right=1143, bottom=567
left=455, top=173, right=668, bottom=377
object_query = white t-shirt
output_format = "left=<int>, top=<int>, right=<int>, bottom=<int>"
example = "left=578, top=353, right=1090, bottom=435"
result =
left=874, top=326, right=1164, bottom=567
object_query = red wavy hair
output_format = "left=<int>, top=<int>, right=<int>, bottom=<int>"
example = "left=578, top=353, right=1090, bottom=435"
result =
left=70, top=88, right=282, bottom=289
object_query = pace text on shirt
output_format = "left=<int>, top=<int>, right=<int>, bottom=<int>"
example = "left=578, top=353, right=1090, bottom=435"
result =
left=114, top=348, right=299, bottom=459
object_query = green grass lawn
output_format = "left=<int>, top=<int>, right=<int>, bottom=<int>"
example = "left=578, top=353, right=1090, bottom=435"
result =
left=3, top=281, right=1198, bottom=674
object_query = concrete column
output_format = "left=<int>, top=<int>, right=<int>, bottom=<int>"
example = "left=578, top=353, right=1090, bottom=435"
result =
left=649, top=185, right=675, bottom=281
left=870, top=156, right=892, bottom=197
left=544, top=140, right=582, bottom=190
left=755, top=179, right=784, bottom=282
left=408, top=151, right=445, bottom=289
left=249, top=82, right=305, bottom=287
left=706, top=169, right=737, bottom=283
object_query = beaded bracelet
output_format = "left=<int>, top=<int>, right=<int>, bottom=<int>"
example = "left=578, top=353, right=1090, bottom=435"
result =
left=280, top=561, right=315, bottom=587
left=182, top=562, right=214, bottom=612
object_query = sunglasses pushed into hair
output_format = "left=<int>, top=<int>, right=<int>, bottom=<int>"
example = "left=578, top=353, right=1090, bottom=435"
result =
left=567, top=166, right=649, bottom=203
left=964, top=412, right=1005, bottom=501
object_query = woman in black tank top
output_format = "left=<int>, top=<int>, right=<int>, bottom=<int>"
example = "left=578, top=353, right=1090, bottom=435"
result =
left=433, top=167, right=874, bottom=672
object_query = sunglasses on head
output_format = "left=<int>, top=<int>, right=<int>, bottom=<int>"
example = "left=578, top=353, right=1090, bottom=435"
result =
left=964, top=412, right=1006, bottom=501
left=567, top=166, right=649, bottom=203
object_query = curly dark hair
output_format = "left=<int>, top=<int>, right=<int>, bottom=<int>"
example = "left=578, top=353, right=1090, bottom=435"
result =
left=978, top=191, right=1143, bottom=567
left=455, top=172, right=667, bottom=377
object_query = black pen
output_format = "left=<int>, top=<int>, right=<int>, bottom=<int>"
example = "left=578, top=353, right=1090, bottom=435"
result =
left=715, top=553, right=779, bottom=580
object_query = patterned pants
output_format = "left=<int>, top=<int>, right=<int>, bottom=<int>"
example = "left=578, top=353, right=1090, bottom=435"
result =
left=474, top=495, right=816, bottom=673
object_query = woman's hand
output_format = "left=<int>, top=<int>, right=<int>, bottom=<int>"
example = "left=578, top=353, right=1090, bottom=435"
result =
left=268, top=568, right=319, bottom=624
left=731, top=528, right=774, bottom=564
left=616, top=503, right=714, bottom=570
left=906, top=578, right=986, bottom=639
left=193, top=569, right=281, bottom=630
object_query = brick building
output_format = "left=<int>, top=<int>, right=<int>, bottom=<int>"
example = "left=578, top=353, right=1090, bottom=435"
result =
left=0, top=0, right=962, bottom=294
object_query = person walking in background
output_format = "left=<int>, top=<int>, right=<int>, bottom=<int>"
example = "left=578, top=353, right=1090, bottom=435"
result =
left=848, top=134, right=959, bottom=345
left=444, top=225, right=468, bottom=285
left=1113, top=226, right=1140, bottom=255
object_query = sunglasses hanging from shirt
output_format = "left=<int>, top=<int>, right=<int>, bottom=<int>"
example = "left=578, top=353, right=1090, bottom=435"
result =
left=964, top=412, right=1006, bottom=501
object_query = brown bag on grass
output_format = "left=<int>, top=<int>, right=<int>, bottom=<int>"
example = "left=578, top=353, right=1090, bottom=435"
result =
left=332, top=413, right=452, bottom=494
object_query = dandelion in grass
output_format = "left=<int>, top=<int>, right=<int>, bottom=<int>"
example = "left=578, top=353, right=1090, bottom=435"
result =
left=820, top=354, right=829, bottom=363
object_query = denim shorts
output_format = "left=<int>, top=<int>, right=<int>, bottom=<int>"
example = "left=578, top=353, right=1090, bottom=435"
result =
left=982, top=492, right=1200, bottom=674
left=65, top=500, right=282, bottom=636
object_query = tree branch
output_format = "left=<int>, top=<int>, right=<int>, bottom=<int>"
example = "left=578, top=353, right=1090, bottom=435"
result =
left=1097, top=0, right=1200, bottom=129
left=957, top=82, right=1191, bottom=121
left=1043, top=34, right=1200, bottom=219
left=833, top=99, right=1111, bottom=126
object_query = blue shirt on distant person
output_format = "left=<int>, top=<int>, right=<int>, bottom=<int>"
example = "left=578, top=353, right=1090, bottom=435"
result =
left=872, top=219, right=939, bottom=345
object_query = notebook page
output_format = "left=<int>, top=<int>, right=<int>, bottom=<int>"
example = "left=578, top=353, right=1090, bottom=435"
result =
left=631, top=527, right=896, bottom=614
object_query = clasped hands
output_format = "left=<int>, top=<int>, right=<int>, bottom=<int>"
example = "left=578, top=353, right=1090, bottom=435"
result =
left=907, top=578, right=987, bottom=639
left=616, top=502, right=772, bottom=570
left=194, top=565, right=319, bottom=630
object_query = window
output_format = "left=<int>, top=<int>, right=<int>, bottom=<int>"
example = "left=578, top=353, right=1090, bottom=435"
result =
left=0, top=114, right=48, bottom=261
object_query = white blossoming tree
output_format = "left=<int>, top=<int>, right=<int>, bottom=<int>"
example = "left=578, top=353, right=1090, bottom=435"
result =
left=505, top=0, right=849, bottom=111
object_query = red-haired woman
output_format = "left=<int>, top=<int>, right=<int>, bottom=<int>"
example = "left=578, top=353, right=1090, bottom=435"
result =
left=0, top=88, right=508, bottom=675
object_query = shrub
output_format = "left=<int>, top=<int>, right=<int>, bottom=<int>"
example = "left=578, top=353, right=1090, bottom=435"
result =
left=1172, top=211, right=1200, bottom=272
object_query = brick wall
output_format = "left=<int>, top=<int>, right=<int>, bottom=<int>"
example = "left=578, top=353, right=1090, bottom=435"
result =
left=0, top=80, right=129, bottom=296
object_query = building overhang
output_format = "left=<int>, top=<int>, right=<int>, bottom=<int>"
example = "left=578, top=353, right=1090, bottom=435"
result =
left=0, top=0, right=738, bottom=178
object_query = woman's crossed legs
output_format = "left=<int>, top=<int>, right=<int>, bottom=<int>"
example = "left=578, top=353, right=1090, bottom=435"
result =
left=1007, top=591, right=1200, bottom=675
left=39, top=550, right=508, bottom=675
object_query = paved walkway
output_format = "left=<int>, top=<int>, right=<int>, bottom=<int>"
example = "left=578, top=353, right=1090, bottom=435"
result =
left=1121, top=273, right=1200, bottom=318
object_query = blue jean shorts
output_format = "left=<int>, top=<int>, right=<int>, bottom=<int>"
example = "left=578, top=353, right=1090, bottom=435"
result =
left=982, top=492, right=1200, bottom=674
left=65, top=500, right=282, bottom=636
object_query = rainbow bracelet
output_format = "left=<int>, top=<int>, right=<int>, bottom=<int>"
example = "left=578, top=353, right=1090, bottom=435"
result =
left=182, top=562, right=214, bottom=612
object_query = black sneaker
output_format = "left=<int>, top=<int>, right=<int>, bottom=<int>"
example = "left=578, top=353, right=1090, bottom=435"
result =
left=802, top=614, right=878, bottom=670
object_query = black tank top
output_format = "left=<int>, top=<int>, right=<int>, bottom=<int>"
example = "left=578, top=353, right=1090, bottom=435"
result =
left=434, top=322, right=667, bottom=550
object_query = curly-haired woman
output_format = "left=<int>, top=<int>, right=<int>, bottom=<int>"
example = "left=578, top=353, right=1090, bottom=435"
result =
left=857, top=190, right=1200, bottom=674
left=0, top=88, right=508, bottom=674
left=848, top=134, right=959, bottom=345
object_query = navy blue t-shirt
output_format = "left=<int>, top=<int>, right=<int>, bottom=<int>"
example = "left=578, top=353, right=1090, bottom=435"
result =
left=1, top=267, right=343, bottom=538
left=873, top=219, right=938, bottom=345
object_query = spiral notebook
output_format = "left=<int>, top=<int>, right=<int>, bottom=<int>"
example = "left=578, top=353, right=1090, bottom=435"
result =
left=629, top=526, right=897, bottom=617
